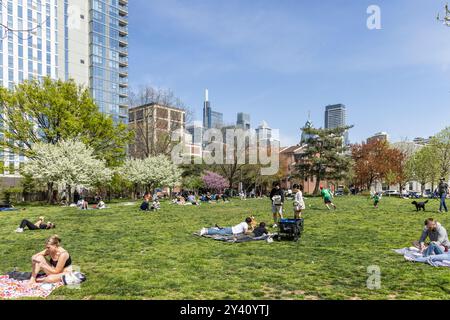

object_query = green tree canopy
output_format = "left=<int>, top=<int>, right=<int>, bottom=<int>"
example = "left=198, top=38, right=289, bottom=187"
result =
left=295, top=125, right=353, bottom=195
left=0, top=77, right=133, bottom=166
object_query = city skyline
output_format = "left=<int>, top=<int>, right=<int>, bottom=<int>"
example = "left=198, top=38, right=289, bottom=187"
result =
left=129, top=0, right=450, bottom=146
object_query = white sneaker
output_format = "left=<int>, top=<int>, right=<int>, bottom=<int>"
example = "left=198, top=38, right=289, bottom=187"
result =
left=15, top=228, right=24, bottom=233
left=404, top=255, right=415, bottom=262
left=199, top=228, right=207, bottom=236
left=272, top=224, right=278, bottom=228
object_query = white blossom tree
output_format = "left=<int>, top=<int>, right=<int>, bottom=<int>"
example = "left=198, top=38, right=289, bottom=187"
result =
left=23, top=140, right=112, bottom=203
left=120, top=155, right=182, bottom=194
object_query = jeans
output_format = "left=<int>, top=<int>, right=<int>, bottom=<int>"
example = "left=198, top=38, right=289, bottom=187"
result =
left=440, top=194, right=448, bottom=212
left=206, top=227, right=233, bottom=236
left=414, top=252, right=450, bottom=263
left=19, top=219, right=38, bottom=230
left=423, top=242, right=445, bottom=257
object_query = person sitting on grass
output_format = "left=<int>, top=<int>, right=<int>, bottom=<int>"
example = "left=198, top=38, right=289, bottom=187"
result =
left=187, top=193, right=199, bottom=206
left=28, top=235, right=72, bottom=286
left=413, top=218, right=450, bottom=257
left=320, top=186, right=337, bottom=210
left=96, top=198, right=107, bottom=210
left=151, top=198, right=161, bottom=210
left=252, top=222, right=269, bottom=237
left=140, top=192, right=152, bottom=211
left=199, top=217, right=253, bottom=236
left=15, top=217, right=56, bottom=233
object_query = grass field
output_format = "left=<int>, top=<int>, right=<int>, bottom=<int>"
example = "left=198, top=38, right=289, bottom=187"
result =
left=1, top=196, right=450, bottom=300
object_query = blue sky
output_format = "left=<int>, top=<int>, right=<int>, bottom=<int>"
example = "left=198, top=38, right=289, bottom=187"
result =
left=128, top=0, right=450, bottom=146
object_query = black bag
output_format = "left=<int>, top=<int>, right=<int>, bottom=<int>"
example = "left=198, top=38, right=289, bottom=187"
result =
left=7, top=271, right=32, bottom=281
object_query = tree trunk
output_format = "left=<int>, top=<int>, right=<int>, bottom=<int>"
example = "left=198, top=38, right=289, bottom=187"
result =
left=47, top=182, right=53, bottom=204
left=313, top=174, right=321, bottom=196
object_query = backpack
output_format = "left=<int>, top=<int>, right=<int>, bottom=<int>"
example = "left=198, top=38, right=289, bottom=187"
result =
left=62, top=272, right=87, bottom=286
left=7, top=271, right=32, bottom=281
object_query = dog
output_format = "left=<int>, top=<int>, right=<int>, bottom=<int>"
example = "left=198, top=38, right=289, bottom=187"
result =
left=412, top=200, right=429, bottom=212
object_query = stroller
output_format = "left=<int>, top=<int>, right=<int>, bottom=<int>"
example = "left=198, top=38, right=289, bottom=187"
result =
left=276, top=218, right=304, bottom=242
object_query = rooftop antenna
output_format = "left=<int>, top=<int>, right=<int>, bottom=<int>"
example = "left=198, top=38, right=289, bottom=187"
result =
left=205, top=89, right=209, bottom=102
left=308, top=110, right=311, bottom=121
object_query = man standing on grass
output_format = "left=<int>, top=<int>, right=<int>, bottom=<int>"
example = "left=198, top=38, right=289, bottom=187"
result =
left=438, top=178, right=449, bottom=213
left=269, top=183, right=285, bottom=228
left=320, top=186, right=336, bottom=210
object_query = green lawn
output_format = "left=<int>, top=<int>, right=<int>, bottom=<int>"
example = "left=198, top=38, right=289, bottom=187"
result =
left=1, top=196, right=450, bottom=300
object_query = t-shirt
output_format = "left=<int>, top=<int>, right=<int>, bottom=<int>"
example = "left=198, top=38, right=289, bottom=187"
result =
left=231, top=222, right=249, bottom=235
left=321, top=189, right=332, bottom=199
left=253, top=226, right=268, bottom=237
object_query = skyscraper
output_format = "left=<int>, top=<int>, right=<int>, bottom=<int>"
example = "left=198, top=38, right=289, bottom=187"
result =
left=0, top=0, right=128, bottom=178
left=236, top=112, right=251, bottom=130
left=202, top=89, right=223, bottom=129
left=324, top=104, right=349, bottom=144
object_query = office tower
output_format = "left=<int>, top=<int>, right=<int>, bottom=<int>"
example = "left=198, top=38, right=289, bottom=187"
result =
left=324, top=104, right=349, bottom=144
left=202, top=89, right=223, bottom=129
left=0, top=0, right=128, bottom=179
left=236, top=112, right=251, bottom=130
left=202, top=89, right=211, bottom=129
left=210, top=110, right=223, bottom=129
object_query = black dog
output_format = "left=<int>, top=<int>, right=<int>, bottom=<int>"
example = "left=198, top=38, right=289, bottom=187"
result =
left=412, top=200, right=429, bottom=212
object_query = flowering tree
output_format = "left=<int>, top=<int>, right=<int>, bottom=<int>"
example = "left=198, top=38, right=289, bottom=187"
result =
left=202, top=171, right=228, bottom=192
left=120, top=155, right=182, bottom=193
left=23, top=140, right=112, bottom=203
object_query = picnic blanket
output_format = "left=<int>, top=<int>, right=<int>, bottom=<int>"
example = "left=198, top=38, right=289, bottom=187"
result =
left=0, top=275, right=63, bottom=299
left=194, top=233, right=274, bottom=243
left=394, top=247, right=450, bottom=267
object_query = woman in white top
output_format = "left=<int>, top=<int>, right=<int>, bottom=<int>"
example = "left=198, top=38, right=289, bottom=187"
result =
left=293, top=184, right=305, bottom=219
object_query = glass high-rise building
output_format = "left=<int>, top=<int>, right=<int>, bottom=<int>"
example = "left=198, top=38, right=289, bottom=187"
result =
left=324, top=104, right=349, bottom=145
left=236, top=112, right=250, bottom=130
left=0, top=0, right=128, bottom=179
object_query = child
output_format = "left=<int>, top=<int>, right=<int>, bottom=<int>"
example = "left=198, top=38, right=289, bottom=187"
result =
left=293, top=184, right=305, bottom=219
left=373, top=192, right=380, bottom=208
left=320, top=186, right=337, bottom=210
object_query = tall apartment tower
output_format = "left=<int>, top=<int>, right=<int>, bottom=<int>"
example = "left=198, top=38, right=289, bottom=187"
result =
left=0, top=0, right=128, bottom=179
left=324, top=104, right=349, bottom=144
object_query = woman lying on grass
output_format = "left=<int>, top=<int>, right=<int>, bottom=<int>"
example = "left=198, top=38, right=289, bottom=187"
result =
left=28, top=235, right=72, bottom=286
left=15, top=217, right=56, bottom=233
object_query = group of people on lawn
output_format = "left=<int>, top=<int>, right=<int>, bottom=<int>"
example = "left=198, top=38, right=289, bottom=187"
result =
left=170, top=191, right=230, bottom=206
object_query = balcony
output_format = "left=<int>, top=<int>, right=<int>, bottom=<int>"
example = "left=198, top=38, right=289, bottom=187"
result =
left=119, top=67, right=128, bottom=77
left=118, top=5, right=128, bottom=16
left=119, top=47, right=128, bottom=57
left=119, top=78, right=128, bottom=87
left=119, top=37, right=128, bottom=47
left=119, top=87, right=128, bottom=97
left=118, top=16, right=128, bottom=26
left=119, top=56, right=128, bottom=67
left=119, top=98, right=128, bottom=107
left=119, top=0, right=128, bottom=5
left=119, top=25, right=128, bottom=36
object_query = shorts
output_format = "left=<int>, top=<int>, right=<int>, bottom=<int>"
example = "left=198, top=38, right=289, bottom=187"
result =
left=324, top=197, right=332, bottom=204
left=294, top=202, right=305, bottom=211
left=272, top=204, right=283, bottom=214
